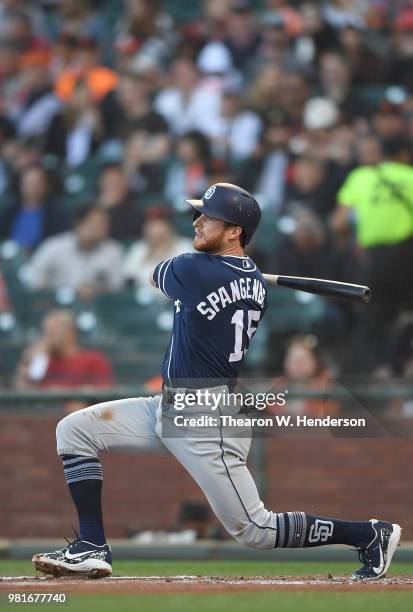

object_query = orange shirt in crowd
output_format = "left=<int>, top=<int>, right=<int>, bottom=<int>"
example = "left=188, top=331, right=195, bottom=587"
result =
left=55, top=67, right=119, bottom=102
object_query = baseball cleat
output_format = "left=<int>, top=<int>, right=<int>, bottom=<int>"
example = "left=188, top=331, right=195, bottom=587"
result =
left=32, top=537, right=112, bottom=578
left=352, top=519, right=401, bottom=580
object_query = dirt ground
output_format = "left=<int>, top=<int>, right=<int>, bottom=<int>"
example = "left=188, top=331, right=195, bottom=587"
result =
left=1, top=575, right=413, bottom=594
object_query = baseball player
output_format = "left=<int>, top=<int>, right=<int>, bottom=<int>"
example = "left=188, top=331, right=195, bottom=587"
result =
left=32, top=184, right=401, bottom=580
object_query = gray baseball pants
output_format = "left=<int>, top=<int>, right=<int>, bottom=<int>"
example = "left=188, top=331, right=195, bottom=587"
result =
left=56, top=393, right=278, bottom=548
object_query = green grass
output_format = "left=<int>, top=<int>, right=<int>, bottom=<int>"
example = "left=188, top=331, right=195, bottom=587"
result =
left=2, top=592, right=413, bottom=612
left=0, top=559, right=412, bottom=577
left=1, top=561, right=412, bottom=612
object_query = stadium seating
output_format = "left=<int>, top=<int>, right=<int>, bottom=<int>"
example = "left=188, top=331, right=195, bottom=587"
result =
left=92, top=290, right=173, bottom=349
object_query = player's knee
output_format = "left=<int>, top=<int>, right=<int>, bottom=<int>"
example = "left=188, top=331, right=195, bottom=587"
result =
left=56, top=413, right=71, bottom=442
left=230, top=522, right=276, bottom=550
left=56, top=410, right=78, bottom=436
left=56, top=412, right=79, bottom=448
left=56, top=410, right=98, bottom=457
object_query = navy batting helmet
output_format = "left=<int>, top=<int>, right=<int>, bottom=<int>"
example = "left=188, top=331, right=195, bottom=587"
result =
left=185, top=183, right=261, bottom=245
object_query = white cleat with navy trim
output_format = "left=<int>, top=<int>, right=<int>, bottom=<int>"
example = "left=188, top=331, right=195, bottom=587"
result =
left=32, top=537, right=112, bottom=578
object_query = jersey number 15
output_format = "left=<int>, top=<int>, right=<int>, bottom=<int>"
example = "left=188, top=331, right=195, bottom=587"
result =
left=229, top=309, right=261, bottom=362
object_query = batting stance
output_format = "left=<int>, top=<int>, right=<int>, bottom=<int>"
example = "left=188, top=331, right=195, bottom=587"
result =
left=33, top=184, right=401, bottom=580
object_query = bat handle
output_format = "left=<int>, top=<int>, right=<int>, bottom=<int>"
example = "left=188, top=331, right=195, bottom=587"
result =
left=262, top=274, right=278, bottom=286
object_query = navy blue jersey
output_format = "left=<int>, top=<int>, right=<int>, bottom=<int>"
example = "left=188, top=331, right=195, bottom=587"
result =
left=153, top=253, right=267, bottom=388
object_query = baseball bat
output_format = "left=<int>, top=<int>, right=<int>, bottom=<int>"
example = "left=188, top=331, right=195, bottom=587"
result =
left=262, top=274, right=371, bottom=304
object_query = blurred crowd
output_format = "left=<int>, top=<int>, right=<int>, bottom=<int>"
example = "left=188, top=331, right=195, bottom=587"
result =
left=1, top=0, right=413, bottom=393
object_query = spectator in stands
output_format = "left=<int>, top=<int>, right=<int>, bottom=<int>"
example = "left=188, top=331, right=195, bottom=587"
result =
left=101, top=70, right=169, bottom=142
left=236, top=112, right=291, bottom=212
left=303, top=94, right=340, bottom=145
left=123, top=207, right=192, bottom=299
left=56, top=0, right=110, bottom=48
left=101, top=70, right=170, bottom=195
left=2, top=11, right=50, bottom=68
left=49, top=32, right=85, bottom=80
left=224, top=0, right=261, bottom=71
left=11, top=62, right=61, bottom=139
left=355, top=133, right=383, bottom=167
left=0, top=40, right=24, bottom=113
left=122, top=128, right=170, bottom=198
left=273, top=206, right=358, bottom=340
left=332, top=136, right=413, bottom=371
left=196, top=40, right=235, bottom=86
left=293, top=3, right=326, bottom=67
left=54, top=35, right=118, bottom=103
left=96, top=163, right=143, bottom=240
left=299, top=97, right=353, bottom=188
left=247, top=63, right=282, bottom=117
left=25, top=203, right=123, bottom=299
left=282, top=156, right=337, bottom=217
left=318, top=51, right=369, bottom=122
left=255, top=10, right=295, bottom=69
left=337, top=24, right=389, bottom=85
left=154, top=56, right=222, bottom=138
left=267, top=335, right=339, bottom=417
left=164, top=130, right=211, bottom=207
left=45, top=79, right=103, bottom=167
left=0, top=136, right=43, bottom=181
left=321, top=0, right=366, bottom=30
left=0, top=0, right=49, bottom=40
left=264, top=0, right=303, bottom=36
left=14, top=309, right=113, bottom=411
left=113, top=0, right=174, bottom=69
left=213, top=82, right=262, bottom=162
left=278, top=70, right=310, bottom=126
left=274, top=207, right=356, bottom=283
left=177, top=1, right=228, bottom=59
left=371, top=90, right=407, bottom=140
left=0, top=163, right=64, bottom=250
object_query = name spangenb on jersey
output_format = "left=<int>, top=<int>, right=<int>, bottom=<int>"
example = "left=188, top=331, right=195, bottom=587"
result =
left=196, top=275, right=266, bottom=320
left=153, top=253, right=267, bottom=387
